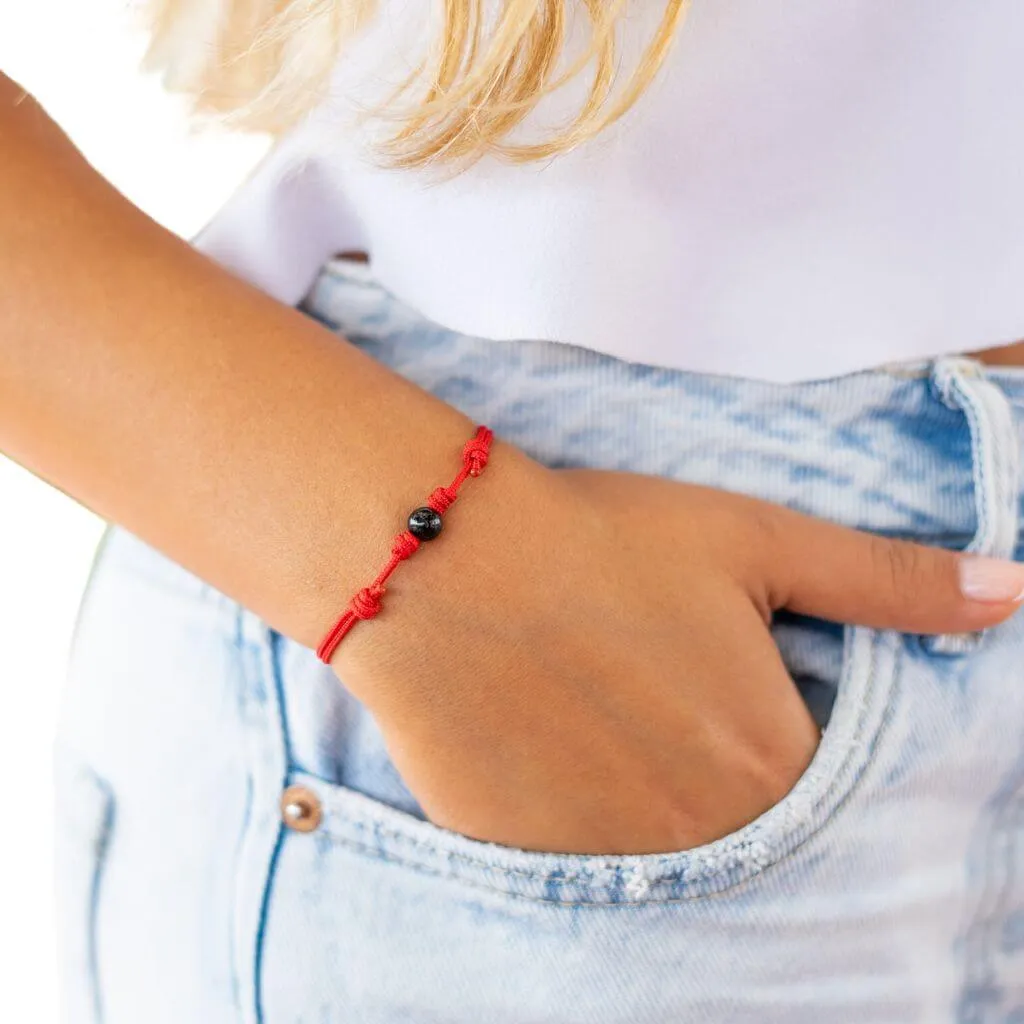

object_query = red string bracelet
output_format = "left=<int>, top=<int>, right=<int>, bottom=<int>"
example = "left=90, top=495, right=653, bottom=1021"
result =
left=315, top=424, right=494, bottom=664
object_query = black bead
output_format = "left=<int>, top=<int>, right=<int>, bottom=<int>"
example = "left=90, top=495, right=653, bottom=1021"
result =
left=407, top=506, right=443, bottom=541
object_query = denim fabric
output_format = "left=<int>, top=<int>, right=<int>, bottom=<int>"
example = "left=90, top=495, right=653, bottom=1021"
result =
left=55, top=260, right=1024, bottom=1023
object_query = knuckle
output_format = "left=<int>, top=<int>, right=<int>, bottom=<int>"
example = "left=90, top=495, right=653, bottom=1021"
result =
left=749, top=500, right=784, bottom=546
left=694, top=494, right=778, bottom=567
left=743, top=502, right=789, bottom=605
left=878, top=536, right=918, bottom=589
left=870, top=535, right=945, bottom=597
left=740, top=500, right=785, bottom=567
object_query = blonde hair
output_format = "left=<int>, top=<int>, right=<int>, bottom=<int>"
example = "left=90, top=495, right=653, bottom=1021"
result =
left=143, top=0, right=691, bottom=168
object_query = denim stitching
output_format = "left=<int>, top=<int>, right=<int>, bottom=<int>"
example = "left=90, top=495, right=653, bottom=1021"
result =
left=234, top=621, right=290, bottom=1024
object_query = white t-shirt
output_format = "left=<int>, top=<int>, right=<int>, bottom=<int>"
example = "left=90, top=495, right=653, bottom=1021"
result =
left=194, top=1, right=1024, bottom=382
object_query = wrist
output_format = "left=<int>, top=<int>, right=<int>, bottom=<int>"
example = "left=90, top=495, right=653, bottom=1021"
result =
left=325, top=434, right=560, bottom=685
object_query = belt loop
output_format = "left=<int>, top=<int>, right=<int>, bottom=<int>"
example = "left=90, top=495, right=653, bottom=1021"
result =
left=925, top=357, right=1021, bottom=655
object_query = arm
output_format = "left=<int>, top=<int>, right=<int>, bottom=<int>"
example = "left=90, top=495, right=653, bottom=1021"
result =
left=0, top=73, right=538, bottom=650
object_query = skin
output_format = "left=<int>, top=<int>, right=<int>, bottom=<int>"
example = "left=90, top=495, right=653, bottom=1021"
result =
left=2, top=72, right=1023, bottom=855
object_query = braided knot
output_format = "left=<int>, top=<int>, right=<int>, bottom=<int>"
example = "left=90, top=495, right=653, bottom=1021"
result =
left=391, top=531, right=420, bottom=560
left=463, top=427, right=493, bottom=477
left=427, top=486, right=457, bottom=513
left=350, top=585, right=384, bottom=620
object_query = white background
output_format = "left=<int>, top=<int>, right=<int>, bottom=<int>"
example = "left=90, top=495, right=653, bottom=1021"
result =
left=0, top=2, right=266, bottom=1016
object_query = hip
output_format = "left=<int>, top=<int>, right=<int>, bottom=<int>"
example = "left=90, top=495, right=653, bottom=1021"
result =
left=54, top=261, right=1024, bottom=1022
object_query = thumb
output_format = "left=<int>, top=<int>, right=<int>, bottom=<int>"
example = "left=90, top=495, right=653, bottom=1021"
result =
left=754, top=503, right=1024, bottom=635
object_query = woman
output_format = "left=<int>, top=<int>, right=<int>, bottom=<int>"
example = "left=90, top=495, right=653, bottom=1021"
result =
left=5, top=1, right=1023, bottom=1020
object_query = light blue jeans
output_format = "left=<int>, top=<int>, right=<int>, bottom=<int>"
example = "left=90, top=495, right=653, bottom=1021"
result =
left=55, top=260, right=1024, bottom=1022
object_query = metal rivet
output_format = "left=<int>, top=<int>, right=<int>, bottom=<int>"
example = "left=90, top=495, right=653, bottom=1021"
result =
left=280, top=785, right=322, bottom=833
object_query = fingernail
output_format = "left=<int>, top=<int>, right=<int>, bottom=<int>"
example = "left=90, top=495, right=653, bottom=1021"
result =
left=959, top=556, right=1024, bottom=603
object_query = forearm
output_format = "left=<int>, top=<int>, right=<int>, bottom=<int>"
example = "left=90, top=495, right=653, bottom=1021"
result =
left=0, top=75, right=533, bottom=650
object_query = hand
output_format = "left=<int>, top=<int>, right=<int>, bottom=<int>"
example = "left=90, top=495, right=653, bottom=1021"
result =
left=333, top=445, right=1024, bottom=855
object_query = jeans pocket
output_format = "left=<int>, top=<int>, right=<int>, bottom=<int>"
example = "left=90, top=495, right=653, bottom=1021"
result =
left=275, top=624, right=900, bottom=907
left=53, top=748, right=114, bottom=1024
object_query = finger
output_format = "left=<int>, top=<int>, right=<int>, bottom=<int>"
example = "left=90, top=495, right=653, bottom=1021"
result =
left=750, top=502, right=1024, bottom=635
